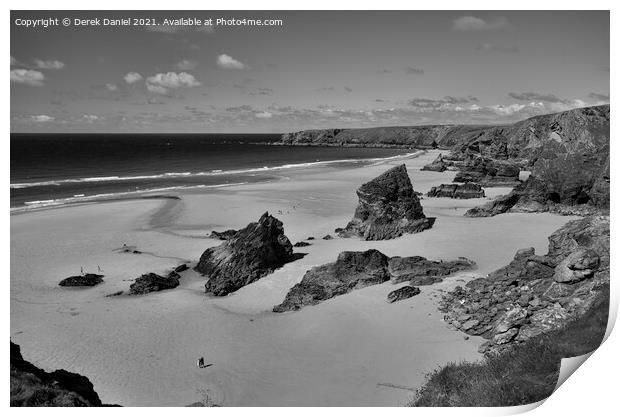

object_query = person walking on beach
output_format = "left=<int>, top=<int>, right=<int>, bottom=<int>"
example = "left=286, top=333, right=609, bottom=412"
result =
left=197, top=357, right=205, bottom=368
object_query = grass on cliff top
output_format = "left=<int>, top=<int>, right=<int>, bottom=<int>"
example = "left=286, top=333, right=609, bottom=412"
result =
left=410, top=285, right=609, bottom=407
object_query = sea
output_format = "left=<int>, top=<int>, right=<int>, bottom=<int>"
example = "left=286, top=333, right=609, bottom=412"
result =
left=11, top=134, right=413, bottom=210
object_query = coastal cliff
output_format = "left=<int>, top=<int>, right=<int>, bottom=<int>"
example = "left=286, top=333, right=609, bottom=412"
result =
left=10, top=342, right=109, bottom=407
left=277, top=106, right=609, bottom=157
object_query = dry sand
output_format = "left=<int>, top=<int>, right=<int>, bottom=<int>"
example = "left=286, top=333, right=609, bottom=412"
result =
left=10, top=150, right=577, bottom=406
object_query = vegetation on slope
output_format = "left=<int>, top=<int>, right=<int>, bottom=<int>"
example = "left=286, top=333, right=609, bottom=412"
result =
left=410, top=285, right=609, bottom=407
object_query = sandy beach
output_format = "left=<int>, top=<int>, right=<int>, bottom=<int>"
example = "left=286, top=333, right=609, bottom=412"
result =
left=10, top=150, right=577, bottom=406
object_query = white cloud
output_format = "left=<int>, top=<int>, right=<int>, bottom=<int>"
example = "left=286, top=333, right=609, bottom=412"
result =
left=124, top=72, right=143, bottom=84
left=31, top=115, right=54, bottom=122
left=255, top=111, right=273, bottom=119
left=34, top=59, right=65, bottom=70
left=453, top=16, right=510, bottom=31
left=105, top=83, right=118, bottom=91
left=146, top=83, right=169, bottom=95
left=145, top=71, right=201, bottom=95
left=10, top=69, right=45, bottom=86
left=83, top=114, right=99, bottom=122
left=216, top=54, right=247, bottom=70
left=176, top=59, right=198, bottom=70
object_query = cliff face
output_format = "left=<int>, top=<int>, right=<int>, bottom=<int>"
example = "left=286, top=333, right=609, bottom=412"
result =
left=278, top=105, right=609, bottom=156
left=279, top=125, right=494, bottom=148
left=10, top=342, right=106, bottom=407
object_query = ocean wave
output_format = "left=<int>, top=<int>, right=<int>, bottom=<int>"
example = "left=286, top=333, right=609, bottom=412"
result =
left=10, top=151, right=423, bottom=189
left=11, top=183, right=248, bottom=213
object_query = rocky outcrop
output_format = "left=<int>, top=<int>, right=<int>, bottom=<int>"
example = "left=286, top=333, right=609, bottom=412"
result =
left=465, top=175, right=606, bottom=218
left=427, top=183, right=485, bottom=199
left=58, top=274, right=104, bottom=287
left=387, top=286, right=421, bottom=303
left=196, top=212, right=296, bottom=296
left=421, top=154, right=447, bottom=172
left=448, top=105, right=609, bottom=162
left=339, top=164, right=435, bottom=240
left=453, top=155, right=521, bottom=187
left=388, top=256, right=476, bottom=285
left=208, top=229, right=237, bottom=240
left=11, top=341, right=106, bottom=406
left=129, top=272, right=180, bottom=295
left=439, top=216, right=609, bottom=354
left=273, top=250, right=475, bottom=312
left=293, top=241, right=312, bottom=247
left=273, top=250, right=391, bottom=312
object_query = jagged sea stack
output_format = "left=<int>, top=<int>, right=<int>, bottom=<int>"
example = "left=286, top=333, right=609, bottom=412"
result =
left=196, top=212, right=296, bottom=296
left=339, top=164, right=435, bottom=240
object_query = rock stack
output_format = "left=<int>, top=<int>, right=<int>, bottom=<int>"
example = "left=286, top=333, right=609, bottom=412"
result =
left=196, top=212, right=296, bottom=296
left=421, top=153, right=447, bottom=172
left=338, top=164, right=435, bottom=240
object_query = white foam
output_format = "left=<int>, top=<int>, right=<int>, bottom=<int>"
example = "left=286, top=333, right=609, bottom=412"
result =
left=10, top=151, right=423, bottom=189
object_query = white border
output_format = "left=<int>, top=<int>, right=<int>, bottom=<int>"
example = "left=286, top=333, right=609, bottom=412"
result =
left=4, top=1, right=616, bottom=416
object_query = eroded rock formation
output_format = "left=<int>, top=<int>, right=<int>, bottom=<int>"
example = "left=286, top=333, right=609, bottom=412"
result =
left=274, top=250, right=475, bottom=312
left=439, top=216, right=609, bottom=354
left=388, top=256, right=476, bottom=285
left=453, top=155, right=521, bottom=187
left=427, top=183, right=485, bottom=199
left=339, top=164, right=435, bottom=240
left=273, top=250, right=391, bottom=312
left=129, top=272, right=180, bottom=295
left=421, top=153, right=447, bottom=172
left=197, top=212, right=296, bottom=296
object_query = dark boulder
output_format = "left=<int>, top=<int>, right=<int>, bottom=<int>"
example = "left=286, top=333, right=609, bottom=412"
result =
left=58, top=274, right=104, bottom=287
left=273, top=249, right=390, bottom=312
left=387, top=286, right=421, bottom=303
left=196, top=212, right=296, bottom=296
left=129, top=272, right=180, bottom=295
left=339, top=164, right=435, bottom=240
left=322, top=234, right=333, bottom=240
left=427, top=183, right=485, bottom=199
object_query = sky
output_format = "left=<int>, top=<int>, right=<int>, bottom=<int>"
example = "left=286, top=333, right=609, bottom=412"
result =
left=10, top=10, right=610, bottom=133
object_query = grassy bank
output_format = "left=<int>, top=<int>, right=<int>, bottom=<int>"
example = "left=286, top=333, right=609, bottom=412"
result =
left=410, top=285, right=609, bottom=407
